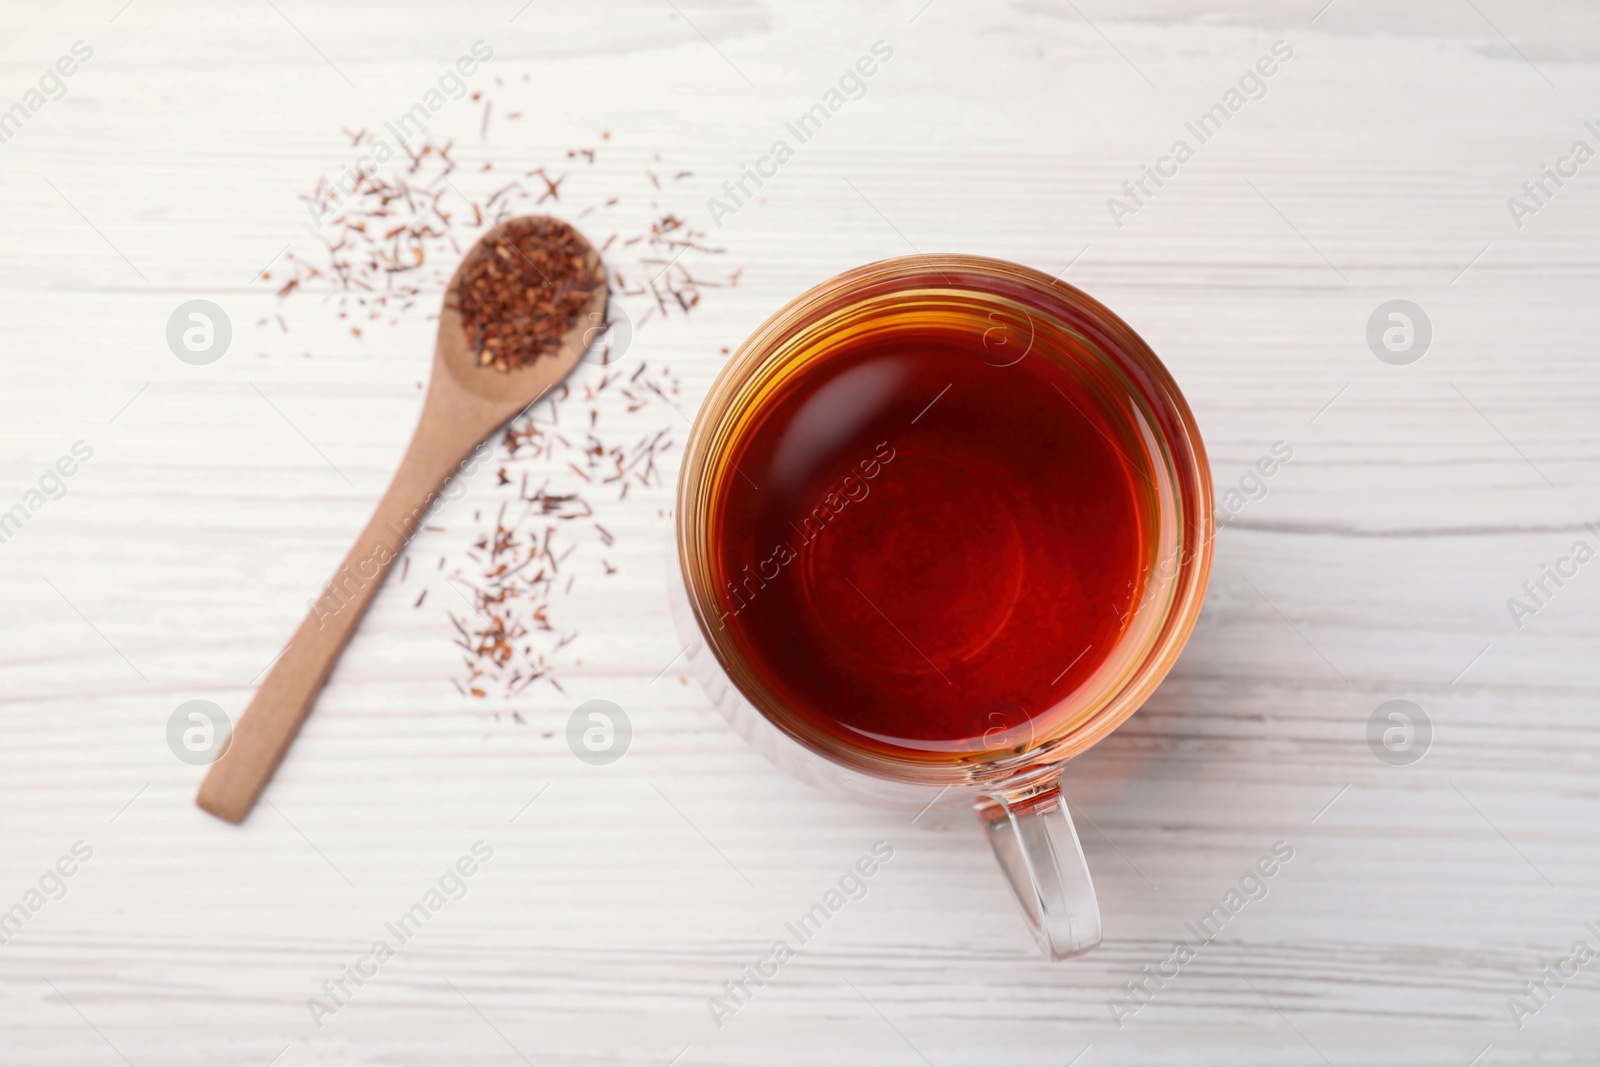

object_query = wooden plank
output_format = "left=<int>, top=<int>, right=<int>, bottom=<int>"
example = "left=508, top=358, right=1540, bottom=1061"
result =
left=1, top=1, right=1598, bottom=1063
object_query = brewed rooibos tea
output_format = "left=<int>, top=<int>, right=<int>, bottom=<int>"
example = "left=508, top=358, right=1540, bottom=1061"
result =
left=706, top=300, right=1161, bottom=761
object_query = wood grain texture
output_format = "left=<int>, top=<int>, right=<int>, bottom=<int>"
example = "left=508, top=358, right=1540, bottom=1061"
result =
left=1, top=0, right=1598, bottom=1064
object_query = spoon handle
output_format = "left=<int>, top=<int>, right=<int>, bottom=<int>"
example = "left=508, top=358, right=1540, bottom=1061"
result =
left=197, top=419, right=475, bottom=823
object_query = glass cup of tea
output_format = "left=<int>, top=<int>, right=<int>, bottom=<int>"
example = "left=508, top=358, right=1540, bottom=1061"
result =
left=670, top=255, right=1212, bottom=959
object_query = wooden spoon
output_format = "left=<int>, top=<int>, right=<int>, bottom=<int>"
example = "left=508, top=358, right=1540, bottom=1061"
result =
left=197, top=216, right=608, bottom=824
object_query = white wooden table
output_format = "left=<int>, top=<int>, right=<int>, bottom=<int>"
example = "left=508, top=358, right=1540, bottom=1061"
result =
left=2, top=1, right=1597, bottom=1063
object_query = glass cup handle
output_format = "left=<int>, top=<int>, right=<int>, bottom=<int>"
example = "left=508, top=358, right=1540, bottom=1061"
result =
left=977, top=780, right=1102, bottom=960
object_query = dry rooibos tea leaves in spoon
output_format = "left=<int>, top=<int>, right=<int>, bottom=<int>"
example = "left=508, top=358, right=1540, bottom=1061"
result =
left=452, top=216, right=603, bottom=372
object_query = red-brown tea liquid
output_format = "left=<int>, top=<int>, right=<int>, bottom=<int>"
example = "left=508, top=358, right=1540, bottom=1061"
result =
left=707, top=312, right=1156, bottom=761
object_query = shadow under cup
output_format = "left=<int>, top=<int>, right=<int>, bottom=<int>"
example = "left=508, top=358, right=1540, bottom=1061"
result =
left=675, top=255, right=1212, bottom=958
